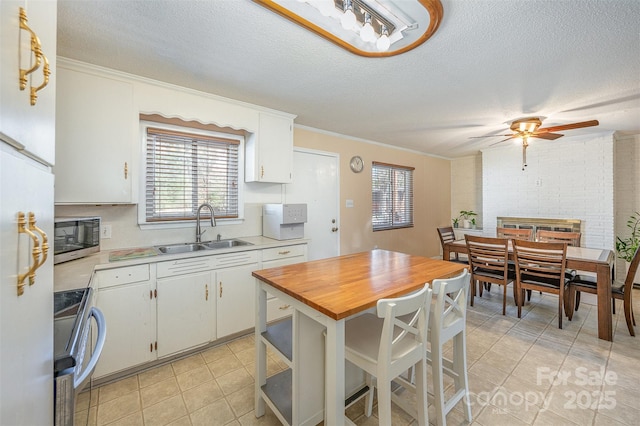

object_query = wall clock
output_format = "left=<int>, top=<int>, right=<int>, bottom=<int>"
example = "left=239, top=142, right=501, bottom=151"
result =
left=349, top=156, right=364, bottom=173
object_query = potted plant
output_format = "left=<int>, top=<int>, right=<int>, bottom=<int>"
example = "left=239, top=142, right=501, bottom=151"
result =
left=459, top=210, right=477, bottom=229
left=452, top=217, right=459, bottom=228
left=471, top=218, right=477, bottom=229
left=616, top=211, right=640, bottom=283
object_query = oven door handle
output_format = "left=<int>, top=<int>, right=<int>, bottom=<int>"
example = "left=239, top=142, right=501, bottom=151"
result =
left=74, top=307, right=106, bottom=389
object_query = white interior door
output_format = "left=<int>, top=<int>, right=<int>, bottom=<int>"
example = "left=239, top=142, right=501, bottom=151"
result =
left=285, top=148, right=339, bottom=260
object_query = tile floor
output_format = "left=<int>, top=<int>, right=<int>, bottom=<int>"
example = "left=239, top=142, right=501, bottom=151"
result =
left=76, top=287, right=640, bottom=426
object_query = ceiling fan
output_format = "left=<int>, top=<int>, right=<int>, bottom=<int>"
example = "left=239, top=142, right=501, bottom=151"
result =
left=473, top=117, right=599, bottom=170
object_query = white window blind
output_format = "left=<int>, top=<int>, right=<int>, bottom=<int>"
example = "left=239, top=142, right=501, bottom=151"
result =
left=145, top=126, right=240, bottom=222
left=372, top=161, right=414, bottom=231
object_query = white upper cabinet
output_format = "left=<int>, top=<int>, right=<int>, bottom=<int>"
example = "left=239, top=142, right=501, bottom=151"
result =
left=55, top=66, right=135, bottom=204
left=0, top=0, right=56, bottom=164
left=245, top=112, right=294, bottom=183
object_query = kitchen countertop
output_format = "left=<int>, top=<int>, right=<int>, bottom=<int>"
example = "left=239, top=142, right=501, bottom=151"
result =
left=54, top=236, right=309, bottom=292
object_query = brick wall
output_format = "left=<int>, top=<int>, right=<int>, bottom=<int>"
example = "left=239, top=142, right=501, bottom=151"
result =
left=481, top=133, right=615, bottom=249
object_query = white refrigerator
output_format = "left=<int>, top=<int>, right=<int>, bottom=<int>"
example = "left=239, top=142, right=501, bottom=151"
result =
left=0, top=142, right=54, bottom=425
left=1, top=0, right=57, bottom=424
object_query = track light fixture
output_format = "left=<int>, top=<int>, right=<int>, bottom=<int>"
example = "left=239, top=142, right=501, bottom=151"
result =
left=254, top=0, right=443, bottom=57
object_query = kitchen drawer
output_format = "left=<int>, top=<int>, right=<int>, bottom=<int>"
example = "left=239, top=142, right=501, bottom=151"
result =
left=157, top=256, right=214, bottom=278
left=261, top=244, right=306, bottom=262
left=267, top=297, right=293, bottom=322
left=213, top=250, right=259, bottom=269
left=94, top=264, right=150, bottom=289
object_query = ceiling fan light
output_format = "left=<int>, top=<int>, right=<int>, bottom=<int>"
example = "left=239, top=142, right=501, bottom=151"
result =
left=341, top=0, right=357, bottom=30
left=376, top=33, right=391, bottom=51
left=376, top=24, right=391, bottom=51
left=360, top=13, right=376, bottom=43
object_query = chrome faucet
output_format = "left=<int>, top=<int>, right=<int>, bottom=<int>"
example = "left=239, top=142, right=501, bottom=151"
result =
left=195, top=203, right=216, bottom=243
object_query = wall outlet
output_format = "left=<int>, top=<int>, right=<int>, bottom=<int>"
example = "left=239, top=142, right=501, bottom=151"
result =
left=101, top=224, right=112, bottom=239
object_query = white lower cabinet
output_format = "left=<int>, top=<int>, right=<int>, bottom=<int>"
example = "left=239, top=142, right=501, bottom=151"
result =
left=92, top=243, right=306, bottom=380
left=156, top=271, right=214, bottom=358
left=216, top=263, right=258, bottom=338
left=93, top=265, right=155, bottom=379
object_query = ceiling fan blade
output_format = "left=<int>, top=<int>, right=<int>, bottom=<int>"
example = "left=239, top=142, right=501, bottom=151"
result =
left=536, top=120, right=599, bottom=134
left=468, top=134, right=514, bottom=139
left=490, top=136, right=518, bottom=146
left=532, top=132, right=564, bottom=140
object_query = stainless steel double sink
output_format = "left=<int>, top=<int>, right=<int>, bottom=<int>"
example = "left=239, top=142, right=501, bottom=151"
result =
left=155, top=239, right=253, bottom=255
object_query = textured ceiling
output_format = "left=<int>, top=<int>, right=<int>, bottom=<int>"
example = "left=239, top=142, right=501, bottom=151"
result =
left=57, top=0, right=640, bottom=158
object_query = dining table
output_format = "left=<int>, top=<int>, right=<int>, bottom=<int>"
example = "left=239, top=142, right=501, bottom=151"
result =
left=252, top=249, right=467, bottom=426
left=443, top=239, right=615, bottom=341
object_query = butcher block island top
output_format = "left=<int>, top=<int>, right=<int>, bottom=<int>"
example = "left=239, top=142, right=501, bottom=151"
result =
left=252, top=249, right=467, bottom=320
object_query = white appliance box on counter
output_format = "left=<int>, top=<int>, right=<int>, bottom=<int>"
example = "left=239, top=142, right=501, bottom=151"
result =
left=262, top=203, right=307, bottom=240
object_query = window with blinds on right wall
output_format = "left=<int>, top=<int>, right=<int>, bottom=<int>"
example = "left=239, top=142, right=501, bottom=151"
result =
left=371, top=161, right=414, bottom=231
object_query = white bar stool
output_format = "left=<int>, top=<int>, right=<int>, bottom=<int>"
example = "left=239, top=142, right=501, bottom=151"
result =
left=344, top=283, right=433, bottom=425
left=428, top=269, right=472, bottom=425
left=395, top=269, right=472, bottom=426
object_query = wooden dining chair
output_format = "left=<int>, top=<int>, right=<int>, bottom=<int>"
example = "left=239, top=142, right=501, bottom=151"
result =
left=537, top=229, right=584, bottom=302
left=496, top=227, right=533, bottom=296
left=465, top=235, right=513, bottom=314
left=497, top=227, right=533, bottom=241
left=568, top=245, right=639, bottom=336
left=344, top=283, right=432, bottom=425
left=513, top=240, right=571, bottom=329
left=536, top=230, right=581, bottom=246
left=437, top=227, right=467, bottom=264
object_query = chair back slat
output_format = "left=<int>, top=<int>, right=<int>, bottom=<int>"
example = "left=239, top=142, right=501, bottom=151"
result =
left=497, top=227, right=532, bottom=241
left=537, top=230, right=581, bottom=247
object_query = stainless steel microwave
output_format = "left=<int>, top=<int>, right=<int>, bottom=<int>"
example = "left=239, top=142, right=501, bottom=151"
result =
left=53, top=217, right=101, bottom=264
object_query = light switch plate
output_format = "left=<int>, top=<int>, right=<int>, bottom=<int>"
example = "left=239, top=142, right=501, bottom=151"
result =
left=101, top=224, right=112, bottom=239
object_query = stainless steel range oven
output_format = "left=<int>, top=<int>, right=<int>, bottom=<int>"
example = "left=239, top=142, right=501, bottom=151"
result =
left=54, top=287, right=106, bottom=426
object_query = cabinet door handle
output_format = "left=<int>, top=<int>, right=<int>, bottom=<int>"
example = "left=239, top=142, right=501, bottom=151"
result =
left=205, top=284, right=209, bottom=301
left=279, top=304, right=291, bottom=310
left=278, top=250, right=291, bottom=255
left=18, top=8, right=42, bottom=91
left=30, top=54, right=50, bottom=106
left=260, top=166, right=264, bottom=179
left=219, top=282, right=223, bottom=298
left=154, top=289, right=157, bottom=298
left=29, top=212, right=48, bottom=273
left=17, top=212, right=41, bottom=295
left=150, top=343, right=153, bottom=352
left=150, top=290, right=153, bottom=300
